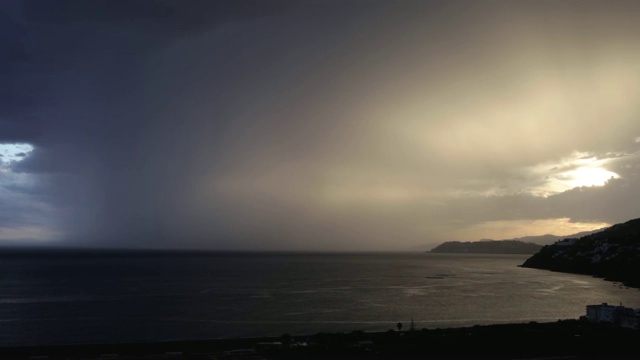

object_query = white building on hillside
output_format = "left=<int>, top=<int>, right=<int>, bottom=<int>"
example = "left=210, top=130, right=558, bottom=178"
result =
left=584, top=303, right=640, bottom=330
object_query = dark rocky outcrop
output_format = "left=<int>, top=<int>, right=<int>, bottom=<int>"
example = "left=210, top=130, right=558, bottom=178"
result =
left=521, top=218, right=640, bottom=288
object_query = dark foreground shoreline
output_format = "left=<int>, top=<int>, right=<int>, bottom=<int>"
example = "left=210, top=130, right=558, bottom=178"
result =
left=2, top=319, right=639, bottom=359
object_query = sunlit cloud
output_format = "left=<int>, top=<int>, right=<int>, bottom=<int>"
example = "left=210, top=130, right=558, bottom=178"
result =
left=0, top=143, right=37, bottom=186
left=560, top=167, right=618, bottom=188
left=0, top=143, right=59, bottom=242
left=0, top=143, right=34, bottom=169
left=524, top=151, right=622, bottom=197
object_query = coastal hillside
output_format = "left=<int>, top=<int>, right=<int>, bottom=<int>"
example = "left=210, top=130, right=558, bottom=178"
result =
left=495, top=230, right=602, bottom=245
left=430, top=240, right=541, bottom=254
left=521, top=218, right=640, bottom=287
left=419, top=230, right=602, bottom=252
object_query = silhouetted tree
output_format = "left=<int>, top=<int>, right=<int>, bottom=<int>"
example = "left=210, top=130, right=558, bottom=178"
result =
left=281, top=333, right=291, bottom=347
left=397, top=322, right=403, bottom=332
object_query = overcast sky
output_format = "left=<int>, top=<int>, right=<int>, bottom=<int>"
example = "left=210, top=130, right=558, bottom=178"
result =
left=2, top=0, right=640, bottom=251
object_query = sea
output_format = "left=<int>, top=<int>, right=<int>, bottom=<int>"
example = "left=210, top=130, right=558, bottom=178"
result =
left=1, top=252, right=639, bottom=346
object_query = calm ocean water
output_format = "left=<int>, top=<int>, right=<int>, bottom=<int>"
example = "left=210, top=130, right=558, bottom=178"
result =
left=0, top=252, right=639, bottom=346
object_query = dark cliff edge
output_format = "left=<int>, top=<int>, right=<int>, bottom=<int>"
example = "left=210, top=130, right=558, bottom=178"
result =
left=521, top=217, right=640, bottom=288
left=430, top=240, right=541, bottom=254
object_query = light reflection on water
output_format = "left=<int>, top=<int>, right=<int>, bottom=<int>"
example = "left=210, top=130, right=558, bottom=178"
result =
left=0, top=252, right=638, bottom=345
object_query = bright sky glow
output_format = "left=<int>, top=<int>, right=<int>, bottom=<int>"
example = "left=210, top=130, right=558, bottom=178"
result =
left=0, top=143, right=34, bottom=164
left=526, top=152, right=621, bottom=196
left=454, top=218, right=611, bottom=241
left=560, top=167, right=618, bottom=188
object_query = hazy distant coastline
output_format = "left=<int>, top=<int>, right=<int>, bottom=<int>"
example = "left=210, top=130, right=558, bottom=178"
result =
left=429, top=240, right=541, bottom=254
left=427, top=229, right=604, bottom=255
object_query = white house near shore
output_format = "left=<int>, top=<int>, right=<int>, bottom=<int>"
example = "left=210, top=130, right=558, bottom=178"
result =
left=583, top=303, right=640, bottom=330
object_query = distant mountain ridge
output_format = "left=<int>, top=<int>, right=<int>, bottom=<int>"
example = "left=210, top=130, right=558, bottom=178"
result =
left=430, top=240, right=541, bottom=254
left=478, top=230, right=603, bottom=246
left=521, top=218, right=640, bottom=288
left=427, top=229, right=602, bottom=254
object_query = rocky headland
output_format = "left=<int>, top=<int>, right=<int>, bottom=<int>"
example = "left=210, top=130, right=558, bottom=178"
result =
left=521, top=217, right=640, bottom=288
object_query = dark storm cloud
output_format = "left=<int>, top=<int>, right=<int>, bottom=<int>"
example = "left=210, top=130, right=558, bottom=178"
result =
left=1, top=0, right=399, bottom=248
left=0, top=0, right=293, bottom=142
left=0, top=0, right=300, bottom=243
left=21, top=0, right=288, bottom=29
left=1, top=0, right=295, bottom=157
left=0, top=169, right=57, bottom=243
left=0, top=1, right=42, bottom=141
